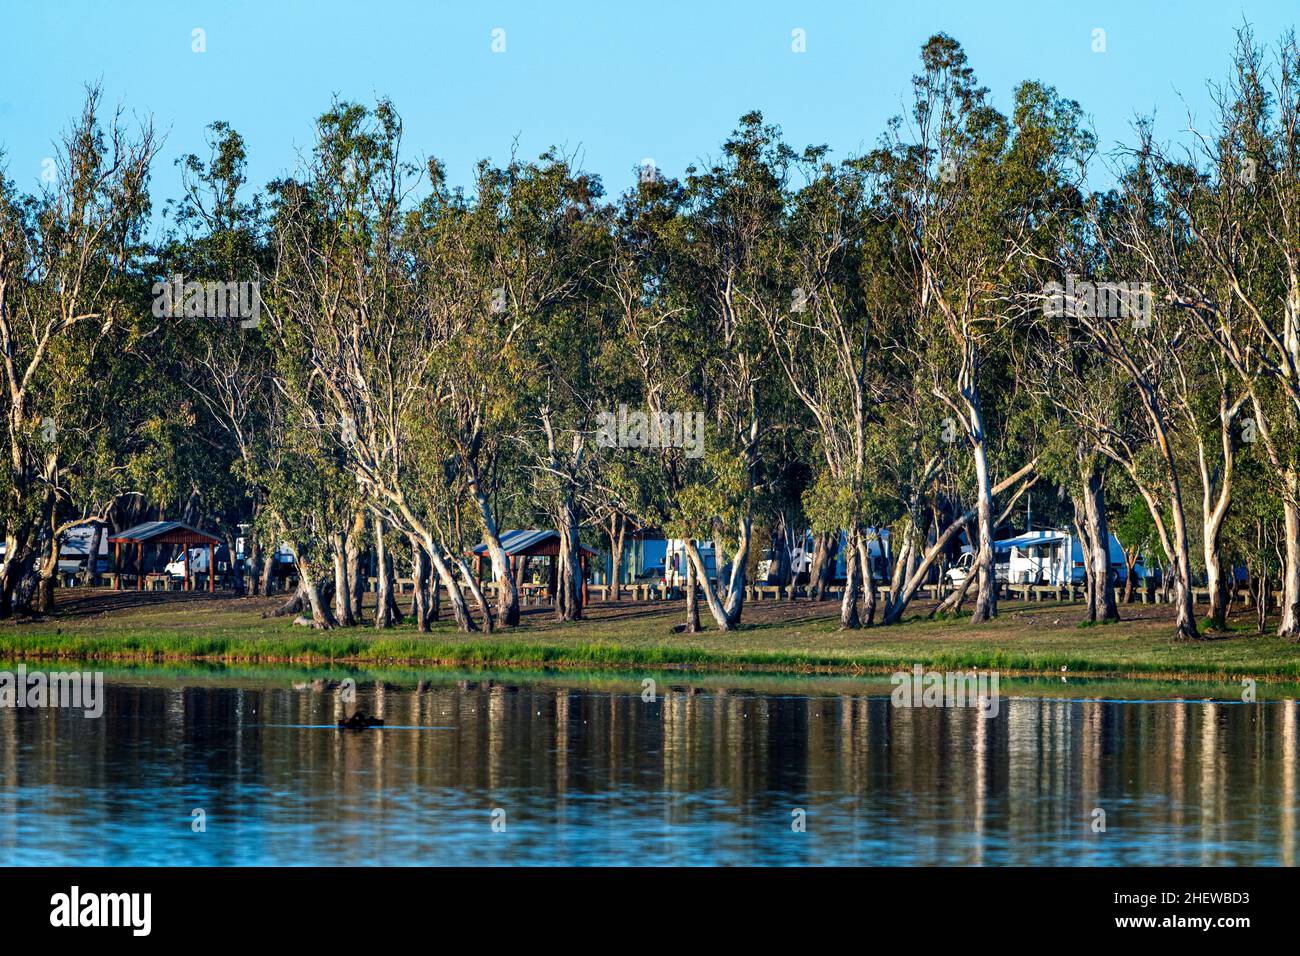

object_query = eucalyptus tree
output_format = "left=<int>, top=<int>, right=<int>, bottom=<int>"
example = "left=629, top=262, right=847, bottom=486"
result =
left=583, top=204, right=687, bottom=602
left=1172, top=329, right=1247, bottom=628
left=868, top=408, right=945, bottom=622
left=1107, top=152, right=1244, bottom=629
left=763, top=156, right=900, bottom=627
left=265, top=100, right=478, bottom=631
left=420, top=159, right=539, bottom=627
left=585, top=450, right=655, bottom=601
left=1028, top=401, right=1121, bottom=623
left=603, top=172, right=717, bottom=631
left=1022, top=136, right=1127, bottom=623
left=1137, top=30, right=1300, bottom=637
left=1223, top=455, right=1285, bottom=632
left=1063, top=171, right=1202, bottom=640
left=161, top=120, right=277, bottom=594
left=881, top=35, right=1023, bottom=623
left=33, top=317, right=164, bottom=609
left=260, top=406, right=358, bottom=629
left=875, top=43, right=1086, bottom=624
left=0, top=87, right=156, bottom=616
left=671, top=112, right=794, bottom=630
left=476, top=151, right=607, bottom=622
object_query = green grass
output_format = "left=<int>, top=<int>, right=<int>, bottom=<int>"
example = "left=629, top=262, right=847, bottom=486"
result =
left=2, top=590, right=1300, bottom=681
left=7, top=658, right=1295, bottom=702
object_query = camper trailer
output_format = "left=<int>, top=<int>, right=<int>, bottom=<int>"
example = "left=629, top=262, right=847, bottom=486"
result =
left=945, top=530, right=1144, bottom=586
left=0, top=525, right=110, bottom=580
left=1065, top=533, right=1146, bottom=585
left=663, top=539, right=721, bottom=590
left=58, top=525, right=111, bottom=576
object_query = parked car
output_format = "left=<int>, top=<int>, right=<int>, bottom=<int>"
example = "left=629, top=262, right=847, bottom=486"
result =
left=164, top=547, right=211, bottom=577
left=944, top=550, right=1013, bottom=585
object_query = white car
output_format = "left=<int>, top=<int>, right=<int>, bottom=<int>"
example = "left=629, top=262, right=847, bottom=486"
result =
left=164, top=547, right=211, bottom=577
left=944, top=551, right=1012, bottom=585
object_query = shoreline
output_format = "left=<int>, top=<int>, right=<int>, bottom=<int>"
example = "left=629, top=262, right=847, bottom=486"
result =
left=1, top=639, right=1296, bottom=684
left=4, top=591, right=1299, bottom=684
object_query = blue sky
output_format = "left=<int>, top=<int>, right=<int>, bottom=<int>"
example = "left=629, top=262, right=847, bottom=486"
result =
left=0, top=0, right=1294, bottom=230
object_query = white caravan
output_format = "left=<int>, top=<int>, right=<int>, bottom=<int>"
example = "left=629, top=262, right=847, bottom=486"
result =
left=0, top=525, right=110, bottom=576
left=945, top=530, right=1144, bottom=586
left=663, top=539, right=720, bottom=589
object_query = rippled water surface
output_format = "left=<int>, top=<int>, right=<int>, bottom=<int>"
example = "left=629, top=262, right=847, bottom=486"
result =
left=1, top=672, right=1297, bottom=865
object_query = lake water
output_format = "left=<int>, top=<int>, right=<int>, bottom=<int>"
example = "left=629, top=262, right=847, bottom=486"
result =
left=0, top=670, right=1297, bottom=866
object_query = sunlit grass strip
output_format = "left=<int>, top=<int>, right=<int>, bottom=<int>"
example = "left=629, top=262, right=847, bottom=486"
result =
left=2, top=628, right=1299, bottom=680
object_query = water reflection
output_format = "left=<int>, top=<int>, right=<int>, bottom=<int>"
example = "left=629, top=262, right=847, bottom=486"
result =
left=0, top=677, right=1296, bottom=865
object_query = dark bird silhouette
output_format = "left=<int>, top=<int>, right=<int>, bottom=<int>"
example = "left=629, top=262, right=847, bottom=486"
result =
left=337, top=712, right=384, bottom=730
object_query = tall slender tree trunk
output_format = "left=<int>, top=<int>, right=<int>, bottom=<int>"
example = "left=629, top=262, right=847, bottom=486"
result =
left=1204, top=525, right=1228, bottom=629
left=555, top=500, right=583, bottom=622
left=422, top=534, right=473, bottom=632
left=455, top=556, right=495, bottom=633
left=606, top=512, right=625, bottom=601
left=887, top=521, right=913, bottom=614
left=408, top=533, right=431, bottom=632
left=1074, top=506, right=1097, bottom=622
left=429, top=560, right=441, bottom=623
left=684, top=539, right=732, bottom=631
left=330, top=533, right=356, bottom=626
left=35, top=529, right=59, bottom=615
left=683, top=552, right=700, bottom=633
left=246, top=540, right=260, bottom=596
left=840, top=528, right=861, bottom=629
left=1280, top=485, right=1300, bottom=639
left=291, top=548, right=339, bottom=630
left=858, top=531, right=877, bottom=625
left=1237, top=393, right=1296, bottom=637
left=1169, top=504, right=1199, bottom=641
left=1120, top=545, right=1137, bottom=604
left=466, top=465, right=519, bottom=627
left=373, top=516, right=400, bottom=629
left=1198, top=397, right=1241, bottom=630
left=1082, top=462, right=1119, bottom=622
left=1143, top=400, right=1199, bottom=641
left=260, top=541, right=276, bottom=595
left=81, top=523, right=103, bottom=587
left=345, top=512, right=366, bottom=623
left=721, top=514, right=751, bottom=626
left=810, top=532, right=837, bottom=601
left=969, top=431, right=998, bottom=624
left=808, top=533, right=825, bottom=600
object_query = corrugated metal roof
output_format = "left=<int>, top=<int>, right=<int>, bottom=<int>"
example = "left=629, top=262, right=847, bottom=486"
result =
left=469, top=529, right=597, bottom=556
left=108, top=520, right=221, bottom=544
left=995, top=532, right=1068, bottom=550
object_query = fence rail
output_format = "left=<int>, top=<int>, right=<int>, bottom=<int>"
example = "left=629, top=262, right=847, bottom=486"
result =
left=66, top=574, right=1277, bottom=610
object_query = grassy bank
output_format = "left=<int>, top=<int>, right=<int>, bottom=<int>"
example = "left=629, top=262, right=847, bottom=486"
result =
left=9, top=659, right=1298, bottom=702
left=2, top=589, right=1300, bottom=681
